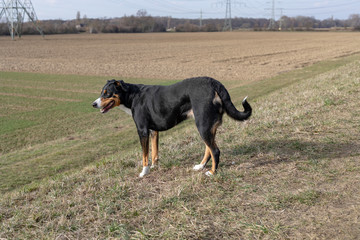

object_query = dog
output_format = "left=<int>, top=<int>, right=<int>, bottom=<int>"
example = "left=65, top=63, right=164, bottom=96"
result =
left=92, top=77, right=252, bottom=177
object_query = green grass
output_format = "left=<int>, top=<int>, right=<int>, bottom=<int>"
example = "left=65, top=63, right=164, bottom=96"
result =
left=0, top=72, right=178, bottom=192
left=1, top=54, right=360, bottom=239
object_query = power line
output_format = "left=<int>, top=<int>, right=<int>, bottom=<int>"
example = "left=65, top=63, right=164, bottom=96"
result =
left=283, top=1, right=359, bottom=11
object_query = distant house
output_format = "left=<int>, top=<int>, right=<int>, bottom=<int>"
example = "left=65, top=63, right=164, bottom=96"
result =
left=76, top=24, right=86, bottom=32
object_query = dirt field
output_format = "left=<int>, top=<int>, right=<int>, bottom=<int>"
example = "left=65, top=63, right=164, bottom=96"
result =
left=1, top=32, right=360, bottom=83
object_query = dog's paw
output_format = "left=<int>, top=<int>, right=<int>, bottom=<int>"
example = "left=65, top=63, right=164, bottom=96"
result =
left=139, top=166, right=150, bottom=178
left=150, top=163, right=158, bottom=169
left=205, top=171, right=214, bottom=176
left=193, top=163, right=205, bottom=171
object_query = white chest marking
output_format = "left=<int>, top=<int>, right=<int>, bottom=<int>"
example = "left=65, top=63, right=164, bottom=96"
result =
left=118, top=105, right=132, bottom=116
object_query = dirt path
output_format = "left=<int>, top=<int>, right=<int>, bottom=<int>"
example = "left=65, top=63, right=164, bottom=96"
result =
left=1, top=32, right=360, bottom=83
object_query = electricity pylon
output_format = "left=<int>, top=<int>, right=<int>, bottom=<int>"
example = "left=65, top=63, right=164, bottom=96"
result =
left=266, top=0, right=279, bottom=30
left=0, top=0, right=44, bottom=40
left=220, top=0, right=245, bottom=31
left=223, top=0, right=232, bottom=31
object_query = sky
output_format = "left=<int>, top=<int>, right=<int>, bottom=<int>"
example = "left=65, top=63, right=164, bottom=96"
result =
left=28, top=0, right=360, bottom=21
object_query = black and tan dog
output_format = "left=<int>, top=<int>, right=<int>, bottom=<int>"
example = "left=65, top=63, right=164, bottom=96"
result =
left=92, top=77, right=252, bottom=177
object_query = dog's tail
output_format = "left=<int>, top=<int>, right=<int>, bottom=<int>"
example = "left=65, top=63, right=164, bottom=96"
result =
left=213, top=80, right=252, bottom=121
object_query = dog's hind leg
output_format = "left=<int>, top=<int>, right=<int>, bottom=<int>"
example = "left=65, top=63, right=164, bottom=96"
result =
left=193, top=145, right=211, bottom=171
left=205, top=141, right=220, bottom=176
left=206, top=120, right=222, bottom=176
left=150, top=131, right=159, bottom=168
left=196, top=120, right=221, bottom=176
left=192, top=99, right=223, bottom=175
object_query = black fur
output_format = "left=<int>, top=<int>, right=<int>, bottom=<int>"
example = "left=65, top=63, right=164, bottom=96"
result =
left=93, top=77, right=252, bottom=176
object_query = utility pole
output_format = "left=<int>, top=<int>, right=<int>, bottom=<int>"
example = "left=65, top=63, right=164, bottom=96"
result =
left=199, top=9, right=202, bottom=28
left=0, top=0, right=44, bottom=40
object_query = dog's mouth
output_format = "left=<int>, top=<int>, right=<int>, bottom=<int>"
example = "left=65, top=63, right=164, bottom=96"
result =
left=101, top=100, right=115, bottom=114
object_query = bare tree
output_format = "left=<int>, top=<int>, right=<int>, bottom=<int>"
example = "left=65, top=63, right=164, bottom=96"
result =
left=348, top=14, right=360, bottom=30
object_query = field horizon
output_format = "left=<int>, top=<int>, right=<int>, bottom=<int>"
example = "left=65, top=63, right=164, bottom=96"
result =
left=1, top=32, right=359, bottom=239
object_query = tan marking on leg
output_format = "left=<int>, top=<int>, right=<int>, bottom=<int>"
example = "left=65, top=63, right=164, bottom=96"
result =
left=141, top=137, right=149, bottom=167
left=209, top=144, right=218, bottom=175
left=200, top=145, right=211, bottom=165
left=143, top=152, right=149, bottom=167
left=209, top=122, right=220, bottom=175
left=211, top=120, right=222, bottom=136
left=142, top=152, right=149, bottom=167
left=151, top=131, right=159, bottom=166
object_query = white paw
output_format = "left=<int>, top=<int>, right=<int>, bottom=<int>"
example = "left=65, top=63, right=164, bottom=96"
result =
left=193, top=163, right=205, bottom=171
left=139, top=166, right=150, bottom=178
left=205, top=171, right=214, bottom=176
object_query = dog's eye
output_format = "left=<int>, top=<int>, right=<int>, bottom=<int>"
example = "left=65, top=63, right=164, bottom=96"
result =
left=102, top=90, right=111, bottom=98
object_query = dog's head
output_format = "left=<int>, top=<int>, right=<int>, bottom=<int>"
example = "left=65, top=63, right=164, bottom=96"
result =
left=92, top=79, right=128, bottom=114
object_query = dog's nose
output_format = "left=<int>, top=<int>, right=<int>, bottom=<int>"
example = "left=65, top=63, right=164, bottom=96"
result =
left=92, top=102, right=97, bottom=108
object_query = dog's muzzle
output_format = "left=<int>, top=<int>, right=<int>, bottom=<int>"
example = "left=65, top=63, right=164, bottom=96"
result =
left=92, top=98, right=101, bottom=108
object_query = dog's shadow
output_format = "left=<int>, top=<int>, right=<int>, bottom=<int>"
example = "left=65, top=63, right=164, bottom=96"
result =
left=224, top=138, right=358, bottom=168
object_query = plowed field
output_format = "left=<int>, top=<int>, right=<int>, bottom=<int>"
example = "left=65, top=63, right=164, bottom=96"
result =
left=1, top=32, right=360, bottom=83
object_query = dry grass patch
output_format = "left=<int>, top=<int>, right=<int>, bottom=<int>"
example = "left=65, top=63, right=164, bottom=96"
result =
left=1, top=58, right=360, bottom=239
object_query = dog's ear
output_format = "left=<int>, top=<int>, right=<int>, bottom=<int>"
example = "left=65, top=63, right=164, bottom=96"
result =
left=116, top=80, right=129, bottom=92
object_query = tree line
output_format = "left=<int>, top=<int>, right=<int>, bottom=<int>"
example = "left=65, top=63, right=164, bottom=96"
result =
left=1, top=10, right=360, bottom=36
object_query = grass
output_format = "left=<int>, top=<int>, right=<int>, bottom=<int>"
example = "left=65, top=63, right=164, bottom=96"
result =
left=1, top=54, right=360, bottom=239
left=0, top=72, right=176, bottom=192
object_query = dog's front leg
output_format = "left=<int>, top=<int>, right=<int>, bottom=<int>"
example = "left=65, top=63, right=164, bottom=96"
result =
left=150, top=131, right=159, bottom=168
left=138, top=129, right=150, bottom=178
